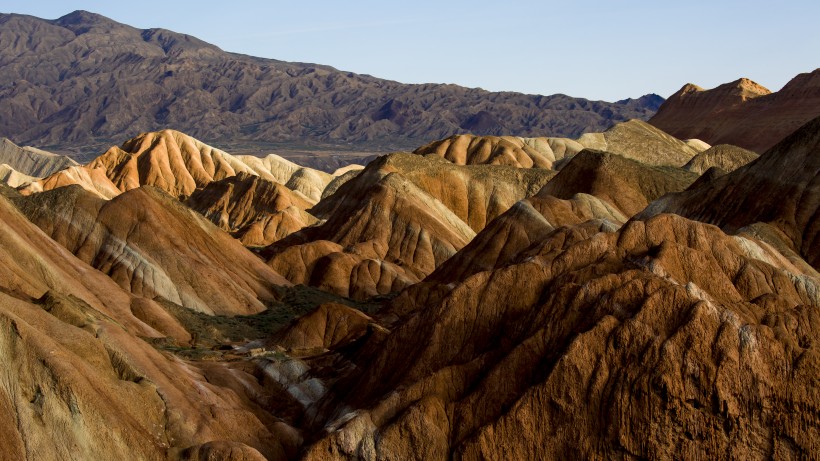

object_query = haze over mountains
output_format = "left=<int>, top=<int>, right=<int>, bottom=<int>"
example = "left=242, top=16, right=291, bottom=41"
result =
left=0, top=10, right=662, bottom=154
left=0, top=7, right=818, bottom=461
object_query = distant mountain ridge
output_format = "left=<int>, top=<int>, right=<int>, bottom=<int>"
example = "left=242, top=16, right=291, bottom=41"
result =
left=0, top=10, right=662, bottom=150
left=649, top=69, right=820, bottom=152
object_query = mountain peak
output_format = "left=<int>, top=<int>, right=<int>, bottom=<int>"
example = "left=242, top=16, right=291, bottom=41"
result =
left=650, top=70, right=820, bottom=152
left=725, top=77, right=771, bottom=98
left=678, top=83, right=705, bottom=95
left=55, top=10, right=108, bottom=25
left=53, top=10, right=126, bottom=34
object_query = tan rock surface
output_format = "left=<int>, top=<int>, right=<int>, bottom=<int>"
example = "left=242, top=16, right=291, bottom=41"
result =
left=237, top=206, right=319, bottom=248
left=683, top=144, right=759, bottom=175
left=576, top=119, right=700, bottom=167
left=0, top=163, right=35, bottom=187
left=19, top=165, right=121, bottom=199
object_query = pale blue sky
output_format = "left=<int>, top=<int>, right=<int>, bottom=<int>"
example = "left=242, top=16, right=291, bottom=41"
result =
left=2, top=1, right=817, bottom=101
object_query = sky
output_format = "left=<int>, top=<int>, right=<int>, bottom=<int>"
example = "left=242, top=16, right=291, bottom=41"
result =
left=2, top=0, right=818, bottom=101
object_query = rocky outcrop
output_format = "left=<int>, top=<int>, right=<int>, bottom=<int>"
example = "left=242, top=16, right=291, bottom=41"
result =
left=413, top=134, right=583, bottom=169
left=26, top=129, right=334, bottom=203
left=185, top=172, right=316, bottom=246
left=650, top=70, right=820, bottom=152
left=0, top=163, right=34, bottom=187
left=538, top=149, right=698, bottom=217
left=271, top=303, right=376, bottom=353
left=19, top=165, right=121, bottom=199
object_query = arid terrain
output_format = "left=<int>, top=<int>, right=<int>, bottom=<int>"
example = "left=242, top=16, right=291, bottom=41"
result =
left=0, top=9, right=817, bottom=461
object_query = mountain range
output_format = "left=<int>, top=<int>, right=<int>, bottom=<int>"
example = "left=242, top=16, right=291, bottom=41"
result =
left=0, top=10, right=662, bottom=155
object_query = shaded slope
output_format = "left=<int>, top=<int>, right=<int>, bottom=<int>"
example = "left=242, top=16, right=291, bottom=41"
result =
left=642, top=115, right=820, bottom=269
left=650, top=70, right=820, bottom=152
left=15, top=185, right=289, bottom=315
left=0, top=11, right=662, bottom=149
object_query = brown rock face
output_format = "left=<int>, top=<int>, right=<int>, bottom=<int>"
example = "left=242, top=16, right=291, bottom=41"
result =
left=265, top=153, right=554, bottom=299
left=15, top=185, right=289, bottom=315
left=641, top=115, right=820, bottom=270
left=650, top=70, right=820, bottom=152
left=301, top=213, right=820, bottom=460
left=271, top=303, right=375, bottom=353
left=185, top=172, right=316, bottom=246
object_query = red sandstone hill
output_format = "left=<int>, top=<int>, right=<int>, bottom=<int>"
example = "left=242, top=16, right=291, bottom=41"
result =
left=649, top=69, right=820, bottom=152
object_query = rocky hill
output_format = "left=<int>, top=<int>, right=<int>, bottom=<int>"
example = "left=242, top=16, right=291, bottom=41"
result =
left=0, top=11, right=662, bottom=151
left=0, top=137, right=76, bottom=177
left=641, top=115, right=820, bottom=270
left=0, top=13, right=819, bottom=460
left=649, top=69, right=820, bottom=152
